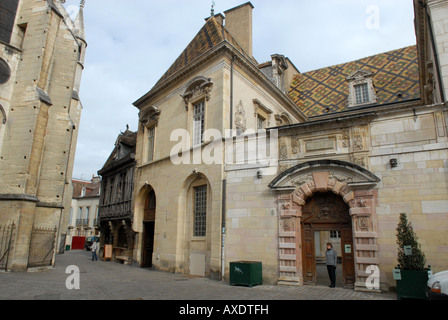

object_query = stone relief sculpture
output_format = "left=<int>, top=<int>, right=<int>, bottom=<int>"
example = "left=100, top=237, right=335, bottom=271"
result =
left=234, top=100, right=247, bottom=132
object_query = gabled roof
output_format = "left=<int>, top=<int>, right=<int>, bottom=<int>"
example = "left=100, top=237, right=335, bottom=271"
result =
left=98, top=129, right=137, bottom=175
left=288, top=45, right=421, bottom=117
left=154, top=16, right=256, bottom=88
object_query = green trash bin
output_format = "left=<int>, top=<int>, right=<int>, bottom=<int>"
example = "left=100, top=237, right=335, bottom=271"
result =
left=230, top=261, right=262, bottom=287
left=65, top=245, right=70, bottom=251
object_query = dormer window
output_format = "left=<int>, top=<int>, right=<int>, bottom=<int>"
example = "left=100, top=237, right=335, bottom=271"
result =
left=347, top=70, right=377, bottom=107
left=355, top=83, right=369, bottom=104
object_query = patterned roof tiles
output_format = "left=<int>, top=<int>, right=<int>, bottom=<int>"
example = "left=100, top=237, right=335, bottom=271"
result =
left=155, top=16, right=255, bottom=87
left=288, top=45, right=421, bottom=117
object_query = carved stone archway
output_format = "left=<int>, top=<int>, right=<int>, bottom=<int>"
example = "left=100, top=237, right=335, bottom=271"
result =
left=269, top=160, right=381, bottom=292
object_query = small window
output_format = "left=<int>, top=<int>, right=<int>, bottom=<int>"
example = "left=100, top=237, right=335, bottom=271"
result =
left=346, top=70, right=377, bottom=107
left=146, top=126, right=155, bottom=163
left=193, top=185, right=207, bottom=237
left=355, top=84, right=369, bottom=104
left=193, top=101, right=205, bottom=146
left=257, top=115, right=266, bottom=130
left=330, top=230, right=341, bottom=239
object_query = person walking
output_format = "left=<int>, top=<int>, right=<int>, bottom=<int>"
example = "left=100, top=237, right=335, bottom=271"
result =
left=326, top=242, right=337, bottom=288
left=91, top=239, right=98, bottom=261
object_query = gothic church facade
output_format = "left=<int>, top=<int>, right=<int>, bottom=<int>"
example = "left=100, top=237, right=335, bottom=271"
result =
left=0, top=0, right=86, bottom=271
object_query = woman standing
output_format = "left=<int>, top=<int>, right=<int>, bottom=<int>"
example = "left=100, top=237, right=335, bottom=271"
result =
left=326, top=243, right=337, bottom=288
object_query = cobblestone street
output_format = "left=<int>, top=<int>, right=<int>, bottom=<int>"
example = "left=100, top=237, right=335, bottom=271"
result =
left=0, top=250, right=396, bottom=301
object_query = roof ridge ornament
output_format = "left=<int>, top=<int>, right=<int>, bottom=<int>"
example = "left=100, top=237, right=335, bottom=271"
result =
left=211, top=0, right=216, bottom=16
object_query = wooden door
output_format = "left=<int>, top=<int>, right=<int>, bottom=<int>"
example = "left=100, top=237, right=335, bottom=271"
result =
left=301, top=192, right=353, bottom=286
left=143, top=222, right=155, bottom=268
left=341, top=227, right=355, bottom=287
left=301, top=224, right=315, bottom=284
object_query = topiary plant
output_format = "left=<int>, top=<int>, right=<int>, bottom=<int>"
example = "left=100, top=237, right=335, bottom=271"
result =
left=396, top=213, right=426, bottom=270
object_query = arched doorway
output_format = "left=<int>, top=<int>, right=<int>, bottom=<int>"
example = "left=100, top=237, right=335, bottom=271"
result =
left=142, top=189, right=156, bottom=267
left=270, top=160, right=381, bottom=291
left=301, top=192, right=354, bottom=287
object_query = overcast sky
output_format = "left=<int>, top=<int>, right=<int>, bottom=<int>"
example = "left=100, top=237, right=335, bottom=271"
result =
left=63, top=0, right=417, bottom=180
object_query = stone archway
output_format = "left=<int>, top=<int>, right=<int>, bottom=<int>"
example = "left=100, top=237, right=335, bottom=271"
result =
left=269, top=160, right=381, bottom=292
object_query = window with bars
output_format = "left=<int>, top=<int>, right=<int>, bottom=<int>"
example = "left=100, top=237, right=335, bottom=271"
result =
left=194, top=185, right=207, bottom=237
left=354, top=83, right=369, bottom=104
left=147, top=126, right=155, bottom=163
left=193, top=101, right=205, bottom=146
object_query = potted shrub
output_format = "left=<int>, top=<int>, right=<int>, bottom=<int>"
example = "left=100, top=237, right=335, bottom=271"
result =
left=394, top=213, right=431, bottom=300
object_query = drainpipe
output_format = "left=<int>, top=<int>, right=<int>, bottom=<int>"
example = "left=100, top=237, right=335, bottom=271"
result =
left=230, top=55, right=236, bottom=130
left=221, top=55, right=236, bottom=281
left=221, top=179, right=227, bottom=281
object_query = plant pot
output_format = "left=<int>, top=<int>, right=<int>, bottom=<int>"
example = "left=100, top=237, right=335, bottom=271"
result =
left=396, top=270, right=429, bottom=300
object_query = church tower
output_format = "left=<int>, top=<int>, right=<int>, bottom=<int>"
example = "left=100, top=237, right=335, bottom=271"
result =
left=0, top=0, right=87, bottom=272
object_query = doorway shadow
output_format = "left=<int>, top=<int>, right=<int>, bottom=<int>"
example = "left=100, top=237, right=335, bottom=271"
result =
left=316, top=263, right=344, bottom=287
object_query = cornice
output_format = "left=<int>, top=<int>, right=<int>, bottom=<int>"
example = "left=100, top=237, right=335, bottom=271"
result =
left=132, top=41, right=308, bottom=122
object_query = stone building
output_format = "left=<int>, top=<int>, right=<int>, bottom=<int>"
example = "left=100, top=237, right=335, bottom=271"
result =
left=129, top=0, right=447, bottom=292
left=98, top=128, right=137, bottom=265
left=0, top=0, right=87, bottom=271
left=67, top=177, right=101, bottom=246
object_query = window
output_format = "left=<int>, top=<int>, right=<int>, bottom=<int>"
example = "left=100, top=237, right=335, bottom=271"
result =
left=330, top=230, right=341, bottom=239
left=193, top=101, right=205, bottom=146
left=0, top=58, right=11, bottom=85
left=346, top=70, right=377, bottom=107
left=253, top=99, right=272, bottom=131
left=146, top=126, right=155, bottom=163
left=257, top=115, right=266, bottom=130
left=355, top=84, right=369, bottom=104
left=193, top=185, right=207, bottom=237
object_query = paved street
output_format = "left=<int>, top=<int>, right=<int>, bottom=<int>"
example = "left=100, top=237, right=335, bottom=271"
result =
left=0, top=250, right=396, bottom=301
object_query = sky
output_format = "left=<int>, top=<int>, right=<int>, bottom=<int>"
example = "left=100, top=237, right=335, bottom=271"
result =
left=63, top=0, right=417, bottom=180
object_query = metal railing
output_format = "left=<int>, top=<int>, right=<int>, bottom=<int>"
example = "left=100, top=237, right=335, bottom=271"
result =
left=0, top=222, right=15, bottom=271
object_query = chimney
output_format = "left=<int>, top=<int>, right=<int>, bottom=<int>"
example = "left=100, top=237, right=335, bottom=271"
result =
left=224, top=2, right=254, bottom=57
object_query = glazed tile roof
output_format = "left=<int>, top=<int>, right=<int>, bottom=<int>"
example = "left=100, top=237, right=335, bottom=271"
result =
left=288, top=45, right=420, bottom=117
left=155, top=16, right=256, bottom=87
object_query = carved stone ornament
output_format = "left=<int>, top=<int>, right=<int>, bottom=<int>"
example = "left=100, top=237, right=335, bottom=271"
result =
left=181, top=76, right=213, bottom=111
left=291, top=137, right=301, bottom=155
left=139, top=106, right=161, bottom=130
left=279, top=144, right=288, bottom=160
left=329, top=172, right=353, bottom=183
left=341, top=130, right=350, bottom=148
left=275, top=113, right=292, bottom=126
left=293, top=174, right=313, bottom=186
left=235, top=100, right=247, bottom=131
left=359, top=216, right=370, bottom=231
left=353, top=135, right=364, bottom=151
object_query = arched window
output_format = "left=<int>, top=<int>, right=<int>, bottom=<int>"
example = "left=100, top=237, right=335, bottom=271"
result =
left=0, top=104, right=6, bottom=124
left=0, top=58, right=11, bottom=85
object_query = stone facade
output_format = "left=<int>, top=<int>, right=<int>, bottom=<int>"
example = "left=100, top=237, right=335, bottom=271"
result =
left=67, top=178, right=101, bottom=246
left=0, top=0, right=86, bottom=271
left=127, top=1, right=448, bottom=292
